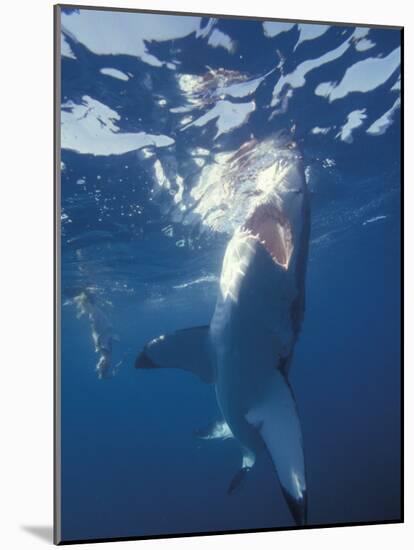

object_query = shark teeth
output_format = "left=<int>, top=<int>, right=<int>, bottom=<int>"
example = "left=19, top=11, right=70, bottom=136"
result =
left=237, top=227, right=272, bottom=248
left=236, top=225, right=291, bottom=270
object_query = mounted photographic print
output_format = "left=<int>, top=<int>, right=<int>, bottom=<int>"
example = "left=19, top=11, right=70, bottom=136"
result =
left=54, top=4, right=403, bottom=544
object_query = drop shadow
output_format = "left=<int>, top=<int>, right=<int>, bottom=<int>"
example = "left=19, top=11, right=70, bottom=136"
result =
left=21, top=525, right=53, bottom=544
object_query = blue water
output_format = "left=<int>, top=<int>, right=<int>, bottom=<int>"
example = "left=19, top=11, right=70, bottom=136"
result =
left=59, top=8, right=401, bottom=542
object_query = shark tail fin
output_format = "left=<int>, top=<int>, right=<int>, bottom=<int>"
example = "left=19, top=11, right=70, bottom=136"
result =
left=135, top=325, right=214, bottom=384
left=247, top=370, right=307, bottom=526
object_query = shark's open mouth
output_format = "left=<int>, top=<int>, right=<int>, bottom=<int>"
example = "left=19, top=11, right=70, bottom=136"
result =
left=243, top=204, right=293, bottom=269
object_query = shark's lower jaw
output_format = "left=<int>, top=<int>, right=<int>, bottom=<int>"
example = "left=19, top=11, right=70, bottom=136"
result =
left=242, top=210, right=294, bottom=270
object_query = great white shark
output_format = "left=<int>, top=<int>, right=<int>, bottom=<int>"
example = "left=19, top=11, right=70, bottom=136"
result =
left=135, top=133, right=311, bottom=526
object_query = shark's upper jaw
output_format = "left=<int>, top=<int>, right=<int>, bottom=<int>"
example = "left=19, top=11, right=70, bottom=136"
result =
left=242, top=204, right=294, bottom=270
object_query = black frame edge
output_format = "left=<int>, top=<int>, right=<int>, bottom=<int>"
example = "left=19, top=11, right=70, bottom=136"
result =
left=57, top=519, right=403, bottom=545
left=54, top=3, right=62, bottom=546
left=400, top=26, right=405, bottom=525
left=56, top=2, right=403, bottom=30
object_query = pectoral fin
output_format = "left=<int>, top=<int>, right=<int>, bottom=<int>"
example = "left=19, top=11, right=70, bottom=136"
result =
left=246, top=370, right=307, bottom=526
left=135, top=325, right=214, bottom=383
